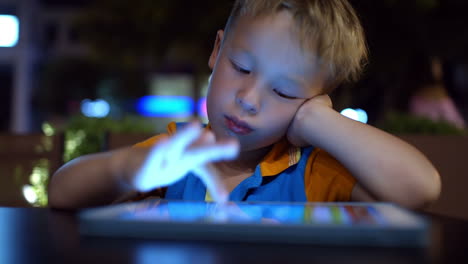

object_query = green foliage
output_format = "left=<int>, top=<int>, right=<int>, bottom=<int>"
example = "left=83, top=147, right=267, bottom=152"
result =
left=21, top=140, right=55, bottom=207
left=27, top=159, right=50, bottom=207
left=377, top=112, right=467, bottom=135
left=30, top=117, right=154, bottom=207
left=61, top=115, right=156, bottom=162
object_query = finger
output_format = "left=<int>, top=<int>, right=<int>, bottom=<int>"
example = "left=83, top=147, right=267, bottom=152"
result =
left=165, top=122, right=204, bottom=159
left=133, top=139, right=175, bottom=191
left=198, top=130, right=216, bottom=144
left=184, top=140, right=239, bottom=165
left=189, top=130, right=216, bottom=148
left=193, top=164, right=228, bottom=204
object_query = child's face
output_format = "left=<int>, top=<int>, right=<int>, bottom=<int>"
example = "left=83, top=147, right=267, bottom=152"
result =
left=207, top=10, right=325, bottom=152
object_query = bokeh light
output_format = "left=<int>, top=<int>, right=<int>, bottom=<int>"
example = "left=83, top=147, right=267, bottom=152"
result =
left=137, top=96, right=194, bottom=118
left=81, top=99, right=110, bottom=118
left=22, top=185, right=37, bottom=204
left=198, top=97, right=207, bottom=118
left=341, top=108, right=368, bottom=124
left=0, top=15, right=19, bottom=47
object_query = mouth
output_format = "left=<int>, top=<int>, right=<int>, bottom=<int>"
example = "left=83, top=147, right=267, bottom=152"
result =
left=224, top=115, right=254, bottom=135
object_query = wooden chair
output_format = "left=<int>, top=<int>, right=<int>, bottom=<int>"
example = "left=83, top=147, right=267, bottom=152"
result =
left=0, top=133, right=64, bottom=207
left=104, top=132, right=154, bottom=151
left=398, top=134, right=468, bottom=220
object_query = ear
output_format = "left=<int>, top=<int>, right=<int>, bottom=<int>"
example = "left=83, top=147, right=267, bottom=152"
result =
left=208, top=30, right=224, bottom=70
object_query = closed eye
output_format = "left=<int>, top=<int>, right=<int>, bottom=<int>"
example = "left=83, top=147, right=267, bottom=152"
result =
left=274, top=89, right=297, bottom=100
left=230, top=61, right=251, bottom=74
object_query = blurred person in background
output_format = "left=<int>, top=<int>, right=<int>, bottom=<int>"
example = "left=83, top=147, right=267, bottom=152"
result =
left=408, top=56, right=466, bottom=129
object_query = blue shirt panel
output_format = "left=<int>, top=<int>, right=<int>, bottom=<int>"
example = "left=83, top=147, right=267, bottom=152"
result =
left=164, top=146, right=314, bottom=202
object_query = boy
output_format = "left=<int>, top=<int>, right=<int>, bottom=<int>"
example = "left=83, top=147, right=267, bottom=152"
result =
left=49, top=0, right=440, bottom=209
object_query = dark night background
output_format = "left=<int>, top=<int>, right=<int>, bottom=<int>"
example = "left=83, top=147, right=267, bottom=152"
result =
left=1, top=0, right=468, bottom=212
left=1, top=0, right=468, bottom=132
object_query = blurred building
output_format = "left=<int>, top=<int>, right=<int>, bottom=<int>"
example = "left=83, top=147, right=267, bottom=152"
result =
left=0, top=0, right=90, bottom=133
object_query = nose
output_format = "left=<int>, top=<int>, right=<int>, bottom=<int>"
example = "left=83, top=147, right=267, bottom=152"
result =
left=236, top=97, right=257, bottom=115
left=236, top=85, right=260, bottom=115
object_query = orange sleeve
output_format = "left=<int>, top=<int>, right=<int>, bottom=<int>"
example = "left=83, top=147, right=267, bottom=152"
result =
left=133, top=122, right=177, bottom=148
left=113, top=122, right=178, bottom=204
left=304, top=148, right=357, bottom=202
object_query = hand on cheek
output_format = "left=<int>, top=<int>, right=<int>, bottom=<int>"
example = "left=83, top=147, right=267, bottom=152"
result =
left=287, top=94, right=333, bottom=147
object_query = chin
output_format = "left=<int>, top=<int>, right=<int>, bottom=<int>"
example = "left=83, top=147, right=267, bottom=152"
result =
left=239, top=137, right=277, bottom=152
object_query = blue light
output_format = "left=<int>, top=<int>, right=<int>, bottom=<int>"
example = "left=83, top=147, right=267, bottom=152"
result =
left=81, top=99, right=110, bottom=118
left=356, top=109, right=368, bottom=124
left=137, top=96, right=194, bottom=117
left=197, top=97, right=207, bottom=118
left=340, top=108, right=368, bottom=124
left=135, top=244, right=217, bottom=264
left=0, top=15, right=19, bottom=47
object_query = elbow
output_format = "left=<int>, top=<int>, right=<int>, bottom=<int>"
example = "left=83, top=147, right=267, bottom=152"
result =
left=420, top=169, right=442, bottom=208
left=48, top=190, right=62, bottom=209
left=48, top=177, right=68, bottom=209
left=48, top=170, right=77, bottom=210
left=401, top=168, right=441, bottom=210
left=48, top=190, right=63, bottom=209
left=48, top=187, right=79, bottom=210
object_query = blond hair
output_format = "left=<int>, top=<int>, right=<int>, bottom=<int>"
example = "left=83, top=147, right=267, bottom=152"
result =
left=224, top=0, right=368, bottom=92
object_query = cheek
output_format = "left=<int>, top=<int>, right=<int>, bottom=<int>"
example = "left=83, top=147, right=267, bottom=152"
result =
left=269, top=103, right=298, bottom=123
left=207, top=69, right=234, bottom=102
left=262, top=106, right=297, bottom=134
left=206, top=80, right=233, bottom=124
left=206, top=85, right=227, bottom=117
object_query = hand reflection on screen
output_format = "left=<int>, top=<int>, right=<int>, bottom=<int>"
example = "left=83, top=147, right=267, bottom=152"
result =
left=209, top=202, right=282, bottom=224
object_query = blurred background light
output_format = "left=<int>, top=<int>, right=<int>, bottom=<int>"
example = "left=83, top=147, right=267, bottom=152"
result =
left=356, top=109, right=369, bottom=124
left=341, top=108, right=368, bottom=124
left=137, top=96, right=194, bottom=118
left=0, top=15, right=19, bottom=47
left=81, top=99, right=110, bottom=118
left=41, top=123, right=55, bottom=136
left=22, top=185, right=37, bottom=204
left=135, top=244, right=217, bottom=264
left=197, top=97, right=207, bottom=118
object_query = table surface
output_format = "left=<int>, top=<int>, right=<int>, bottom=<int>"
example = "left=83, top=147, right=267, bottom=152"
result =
left=0, top=207, right=467, bottom=264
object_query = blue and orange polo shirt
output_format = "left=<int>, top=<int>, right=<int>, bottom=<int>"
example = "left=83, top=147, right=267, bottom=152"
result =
left=121, top=122, right=356, bottom=203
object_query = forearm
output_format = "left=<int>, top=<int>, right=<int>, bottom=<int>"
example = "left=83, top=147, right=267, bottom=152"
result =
left=48, top=148, right=135, bottom=209
left=300, top=107, right=441, bottom=207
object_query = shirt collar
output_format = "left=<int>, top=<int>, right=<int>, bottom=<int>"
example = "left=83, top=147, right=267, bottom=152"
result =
left=176, top=122, right=301, bottom=177
left=259, top=137, right=301, bottom=177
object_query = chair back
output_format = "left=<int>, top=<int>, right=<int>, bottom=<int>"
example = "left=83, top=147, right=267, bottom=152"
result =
left=104, top=132, right=153, bottom=151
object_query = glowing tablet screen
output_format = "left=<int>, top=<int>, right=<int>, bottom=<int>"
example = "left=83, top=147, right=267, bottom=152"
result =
left=117, top=200, right=394, bottom=226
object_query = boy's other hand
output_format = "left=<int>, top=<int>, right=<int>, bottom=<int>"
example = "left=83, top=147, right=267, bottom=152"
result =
left=132, top=122, right=239, bottom=203
left=287, top=94, right=333, bottom=147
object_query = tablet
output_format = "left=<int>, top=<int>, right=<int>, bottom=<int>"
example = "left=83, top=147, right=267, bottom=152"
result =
left=79, top=199, right=429, bottom=247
